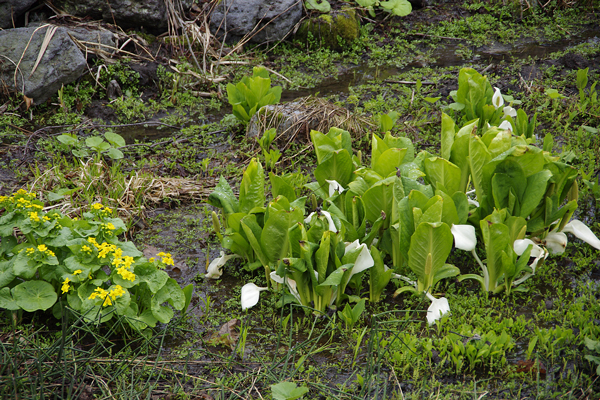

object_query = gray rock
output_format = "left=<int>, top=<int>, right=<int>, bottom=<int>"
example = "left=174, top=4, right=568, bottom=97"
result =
left=210, top=0, right=303, bottom=44
left=246, top=97, right=369, bottom=145
left=0, top=26, right=87, bottom=104
left=0, top=0, right=37, bottom=29
left=53, top=0, right=192, bottom=32
left=66, top=27, right=118, bottom=56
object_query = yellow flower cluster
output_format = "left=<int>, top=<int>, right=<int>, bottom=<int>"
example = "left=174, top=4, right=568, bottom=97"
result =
left=88, top=285, right=126, bottom=307
left=113, top=248, right=136, bottom=282
left=61, top=278, right=71, bottom=294
left=157, top=252, right=174, bottom=266
left=37, top=244, right=55, bottom=257
left=87, top=237, right=116, bottom=259
left=91, top=203, right=113, bottom=216
left=1, top=190, right=43, bottom=212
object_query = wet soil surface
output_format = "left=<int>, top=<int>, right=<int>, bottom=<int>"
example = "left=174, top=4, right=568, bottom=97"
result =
left=2, top=2, right=600, bottom=397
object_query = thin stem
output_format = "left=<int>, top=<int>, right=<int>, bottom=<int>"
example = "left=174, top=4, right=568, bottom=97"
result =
left=471, top=249, right=489, bottom=290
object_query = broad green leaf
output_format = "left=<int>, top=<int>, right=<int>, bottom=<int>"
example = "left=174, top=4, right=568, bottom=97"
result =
left=271, top=381, right=309, bottom=400
left=468, top=134, right=491, bottom=206
left=305, top=0, right=331, bottom=12
left=239, top=158, right=265, bottom=214
left=134, top=263, right=170, bottom=293
left=314, top=149, right=353, bottom=188
left=13, top=281, right=57, bottom=311
left=0, top=287, right=20, bottom=310
left=481, top=219, right=510, bottom=292
left=208, top=176, right=239, bottom=215
left=318, top=266, right=348, bottom=288
left=424, top=157, right=461, bottom=195
left=440, top=112, right=455, bottom=160
left=240, top=215, right=267, bottom=266
left=315, top=231, right=331, bottom=284
left=383, top=132, right=414, bottom=161
left=104, top=131, right=126, bottom=147
left=408, top=222, right=453, bottom=292
left=520, top=170, right=552, bottom=218
left=270, top=173, right=297, bottom=201
left=106, top=147, right=124, bottom=160
left=0, top=261, right=15, bottom=288
left=362, top=176, right=396, bottom=225
left=261, top=209, right=296, bottom=264
left=373, top=148, right=408, bottom=177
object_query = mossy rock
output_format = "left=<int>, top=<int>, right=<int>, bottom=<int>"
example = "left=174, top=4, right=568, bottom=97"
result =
left=296, top=8, right=360, bottom=50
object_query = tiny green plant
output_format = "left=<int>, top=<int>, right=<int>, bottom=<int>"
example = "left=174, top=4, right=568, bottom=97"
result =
left=338, top=298, right=366, bottom=330
left=270, top=381, right=309, bottom=400
left=0, top=190, right=192, bottom=333
left=57, top=130, right=126, bottom=160
left=226, top=66, right=282, bottom=124
left=257, top=128, right=282, bottom=170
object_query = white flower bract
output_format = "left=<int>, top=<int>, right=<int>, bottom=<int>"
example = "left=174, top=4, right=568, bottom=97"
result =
left=241, top=283, right=268, bottom=310
left=451, top=224, right=477, bottom=251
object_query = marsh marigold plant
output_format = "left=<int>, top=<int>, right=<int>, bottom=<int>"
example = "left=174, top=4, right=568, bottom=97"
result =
left=0, top=191, right=192, bottom=332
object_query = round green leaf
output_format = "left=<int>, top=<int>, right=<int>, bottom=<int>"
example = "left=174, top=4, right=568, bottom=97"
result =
left=13, top=281, right=57, bottom=312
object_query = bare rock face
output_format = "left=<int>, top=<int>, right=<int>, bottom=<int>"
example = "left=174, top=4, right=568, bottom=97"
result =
left=52, top=0, right=191, bottom=32
left=210, top=0, right=303, bottom=44
left=0, top=26, right=87, bottom=104
left=0, top=0, right=37, bottom=29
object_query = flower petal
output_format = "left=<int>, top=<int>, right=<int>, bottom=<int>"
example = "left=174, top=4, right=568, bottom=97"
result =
left=426, top=295, right=451, bottom=325
left=325, top=179, right=345, bottom=198
left=270, top=271, right=301, bottom=303
left=562, top=220, right=600, bottom=250
left=241, top=283, right=268, bottom=310
left=349, top=244, right=375, bottom=277
left=304, top=210, right=337, bottom=232
left=498, top=120, right=512, bottom=131
left=514, top=238, right=544, bottom=258
left=206, top=251, right=238, bottom=279
left=503, top=106, right=517, bottom=118
left=543, top=232, right=568, bottom=254
left=492, top=87, right=504, bottom=109
left=451, top=224, right=477, bottom=251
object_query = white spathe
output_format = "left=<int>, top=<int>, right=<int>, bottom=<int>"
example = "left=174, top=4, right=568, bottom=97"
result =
left=425, top=292, right=450, bottom=325
left=513, top=238, right=548, bottom=274
left=503, top=106, right=517, bottom=118
left=270, top=271, right=301, bottom=303
left=344, top=240, right=375, bottom=278
left=241, top=283, right=268, bottom=310
left=206, top=251, right=239, bottom=279
left=325, top=179, right=345, bottom=198
left=492, top=87, right=504, bottom=109
left=543, top=231, right=568, bottom=254
left=498, top=120, right=512, bottom=131
left=451, top=224, right=477, bottom=251
left=304, top=210, right=337, bottom=232
left=562, top=219, right=600, bottom=250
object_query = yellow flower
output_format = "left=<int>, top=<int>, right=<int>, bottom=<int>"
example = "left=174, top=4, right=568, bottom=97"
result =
left=109, top=285, right=126, bottom=300
left=73, top=269, right=83, bottom=275
left=157, top=252, right=174, bottom=266
left=29, top=212, right=40, bottom=222
left=105, top=222, right=115, bottom=230
left=117, top=266, right=136, bottom=282
left=26, top=247, right=35, bottom=256
left=81, top=245, right=93, bottom=254
left=61, top=278, right=71, bottom=294
left=37, top=244, right=48, bottom=252
left=149, top=257, right=155, bottom=263
left=16, top=189, right=27, bottom=195
left=92, top=203, right=104, bottom=210
left=89, top=287, right=112, bottom=307
left=43, top=216, right=50, bottom=221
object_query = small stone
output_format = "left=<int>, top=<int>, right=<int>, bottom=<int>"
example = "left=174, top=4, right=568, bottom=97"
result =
left=107, top=80, right=122, bottom=100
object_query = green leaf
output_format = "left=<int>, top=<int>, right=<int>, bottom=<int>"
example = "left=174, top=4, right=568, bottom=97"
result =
left=270, top=173, right=297, bottom=202
left=104, top=131, right=126, bottom=147
left=0, top=261, right=15, bottom=288
left=380, top=0, right=412, bottom=16
left=468, top=134, right=491, bottom=206
left=85, top=136, right=105, bottom=149
left=271, top=381, right=309, bottom=400
left=305, top=0, right=331, bottom=12
left=239, top=158, right=266, bottom=214
left=134, top=263, right=170, bottom=293
left=106, top=147, right=124, bottom=160
left=440, top=113, right=455, bottom=160
left=13, top=281, right=57, bottom=312
left=318, top=265, right=348, bottom=287
left=314, top=150, right=354, bottom=188
left=373, top=148, right=408, bottom=177
left=362, top=176, right=396, bottom=225
left=408, top=222, right=453, bottom=292
left=0, top=287, right=20, bottom=310
left=57, top=134, right=78, bottom=146
left=424, top=157, right=462, bottom=195
left=208, top=176, right=239, bottom=215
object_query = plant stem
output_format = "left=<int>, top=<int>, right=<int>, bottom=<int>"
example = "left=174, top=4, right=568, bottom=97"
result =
left=471, top=249, right=489, bottom=290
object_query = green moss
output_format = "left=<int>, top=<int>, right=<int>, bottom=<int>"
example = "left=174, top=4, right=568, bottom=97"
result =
left=296, top=8, right=360, bottom=50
